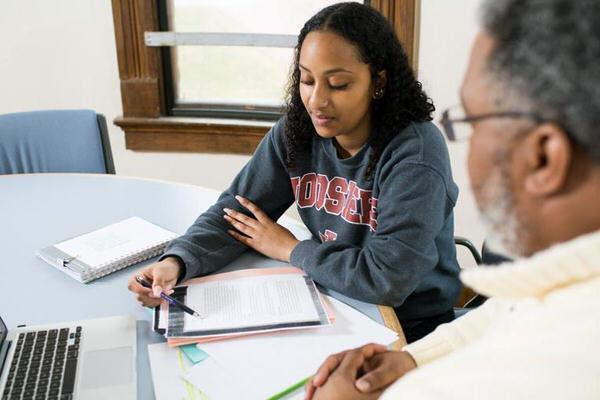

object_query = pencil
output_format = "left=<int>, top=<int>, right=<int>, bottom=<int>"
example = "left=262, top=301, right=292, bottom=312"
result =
left=267, top=376, right=311, bottom=400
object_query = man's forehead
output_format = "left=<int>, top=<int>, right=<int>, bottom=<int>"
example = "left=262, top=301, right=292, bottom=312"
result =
left=461, top=32, right=496, bottom=111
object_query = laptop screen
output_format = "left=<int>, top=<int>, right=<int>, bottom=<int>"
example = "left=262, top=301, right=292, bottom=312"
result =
left=0, top=315, right=8, bottom=377
left=0, top=315, right=5, bottom=348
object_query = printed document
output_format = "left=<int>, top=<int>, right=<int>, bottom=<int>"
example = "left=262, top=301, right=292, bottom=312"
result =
left=183, top=274, right=324, bottom=332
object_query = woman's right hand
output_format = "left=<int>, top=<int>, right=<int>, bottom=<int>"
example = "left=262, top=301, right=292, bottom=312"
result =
left=127, top=257, right=183, bottom=307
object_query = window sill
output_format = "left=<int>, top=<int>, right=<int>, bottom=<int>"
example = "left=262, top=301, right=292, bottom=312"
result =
left=114, top=116, right=273, bottom=155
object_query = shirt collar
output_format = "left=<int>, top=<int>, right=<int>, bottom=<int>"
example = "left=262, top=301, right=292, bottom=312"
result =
left=460, top=230, right=600, bottom=299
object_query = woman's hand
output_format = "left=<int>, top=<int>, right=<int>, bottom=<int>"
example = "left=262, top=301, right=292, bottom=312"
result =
left=224, top=195, right=300, bottom=262
left=127, top=257, right=183, bottom=307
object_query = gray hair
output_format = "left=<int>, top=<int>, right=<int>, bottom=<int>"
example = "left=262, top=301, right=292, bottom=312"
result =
left=481, top=0, right=600, bottom=162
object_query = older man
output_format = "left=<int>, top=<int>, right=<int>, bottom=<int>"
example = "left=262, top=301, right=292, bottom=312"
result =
left=306, top=0, right=600, bottom=399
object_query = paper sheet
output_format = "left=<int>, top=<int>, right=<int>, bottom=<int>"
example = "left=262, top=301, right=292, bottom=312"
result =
left=147, top=342, right=208, bottom=400
left=183, top=274, right=323, bottom=331
left=184, top=296, right=399, bottom=400
left=182, top=358, right=251, bottom=399
left=181, top=358, right=306, bottom=399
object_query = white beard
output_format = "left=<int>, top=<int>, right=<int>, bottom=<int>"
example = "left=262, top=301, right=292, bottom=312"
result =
left=476, top=166, right=526, bottom=260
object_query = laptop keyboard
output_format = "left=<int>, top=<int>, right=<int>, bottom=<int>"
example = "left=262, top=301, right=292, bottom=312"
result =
left=2, top=326, right=82, bottom=400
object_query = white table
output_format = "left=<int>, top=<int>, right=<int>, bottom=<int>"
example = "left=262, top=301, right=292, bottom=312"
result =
left=0, top=174, right=402, bottom=399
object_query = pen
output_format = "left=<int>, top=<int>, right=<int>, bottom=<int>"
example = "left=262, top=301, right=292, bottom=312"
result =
left=266, top=375, right=311, bottom=400
left=135, top=275, right=204, bottom=318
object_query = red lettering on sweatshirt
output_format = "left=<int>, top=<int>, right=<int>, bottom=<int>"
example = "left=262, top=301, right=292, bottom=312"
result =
left=297, top=173, right=317, bottom=208
left=319, top=229, right=338, bottom=242
left=325, top=177, right=347, bottom=215
left=368, top=197, right=378, bottom=231
left=341, top=181, right=361, bottom=224
left=315, top=174, right=329, bottom=211
left=291, top=173, right=378, bottom=231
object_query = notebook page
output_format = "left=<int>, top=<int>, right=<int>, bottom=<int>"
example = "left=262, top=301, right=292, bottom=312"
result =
left=55, top=217, right=176, bottom=269
left=183, top=274, right=323, bottom=332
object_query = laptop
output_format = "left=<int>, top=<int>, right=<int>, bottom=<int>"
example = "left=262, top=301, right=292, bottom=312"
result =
left=0, top=314, right=136, bottom=400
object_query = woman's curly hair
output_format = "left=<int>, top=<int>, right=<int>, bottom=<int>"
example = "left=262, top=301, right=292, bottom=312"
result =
left=284, top=2, right=435, bottom=179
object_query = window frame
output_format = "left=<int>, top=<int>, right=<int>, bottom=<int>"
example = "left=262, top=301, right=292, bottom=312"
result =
left=111, top=0, right=421, bottom=154
left=157, top=1, right=287, bottom=122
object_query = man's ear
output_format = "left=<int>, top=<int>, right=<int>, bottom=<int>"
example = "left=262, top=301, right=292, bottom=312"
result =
left=522, top=123, right=572, bottom=196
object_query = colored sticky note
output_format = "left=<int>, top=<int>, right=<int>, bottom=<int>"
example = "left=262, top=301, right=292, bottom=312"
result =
left=180, top=344, right=209, bottom=364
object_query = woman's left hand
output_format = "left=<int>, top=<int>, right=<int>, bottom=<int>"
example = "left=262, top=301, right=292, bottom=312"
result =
left=224, top=195, right=300, bottom=262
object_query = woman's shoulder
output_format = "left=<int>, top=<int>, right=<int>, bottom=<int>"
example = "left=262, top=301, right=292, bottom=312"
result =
left=262, top=117, right=288, bottom=148
left=244, top=117, right=289, bottom=164
left=378, top=121, right=458, bottom=201
left=384, top=121, right=451, bottom=168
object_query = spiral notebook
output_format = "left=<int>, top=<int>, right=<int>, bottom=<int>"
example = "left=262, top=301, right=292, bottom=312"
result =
left=37, top=216, right=178, bottom=283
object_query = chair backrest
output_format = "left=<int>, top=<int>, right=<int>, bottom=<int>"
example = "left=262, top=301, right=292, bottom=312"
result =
left=481, top=241, right=511, bottom=265
left=0, top=109, right=115, bottom=174
left=454, top=236, right=482, bottom=308
left=454, top=237, right=512, bottom=310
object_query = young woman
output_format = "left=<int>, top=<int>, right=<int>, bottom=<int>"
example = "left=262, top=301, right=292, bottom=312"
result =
left=128, top=2, right=460, bottom=342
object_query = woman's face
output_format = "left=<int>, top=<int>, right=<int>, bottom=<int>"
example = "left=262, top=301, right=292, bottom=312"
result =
left=299, top=31, right=376, bottom=146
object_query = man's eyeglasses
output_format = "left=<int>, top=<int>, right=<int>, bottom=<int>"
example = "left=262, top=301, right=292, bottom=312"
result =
left=439, top=104, right=545, bottom=141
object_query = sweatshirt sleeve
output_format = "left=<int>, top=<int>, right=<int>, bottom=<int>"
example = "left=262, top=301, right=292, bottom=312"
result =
left=403, top=297, right=513, bottom=365
left=290, top=161, right=455, bottom=306
left=161, top=122, right=295, bottom=281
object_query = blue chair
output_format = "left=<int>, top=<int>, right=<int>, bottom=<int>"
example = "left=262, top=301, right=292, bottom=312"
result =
left=0, top=110, right=115, bottom=174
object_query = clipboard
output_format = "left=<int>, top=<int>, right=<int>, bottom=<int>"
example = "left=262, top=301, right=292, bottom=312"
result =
left=153, top=267, right=334, bottom=346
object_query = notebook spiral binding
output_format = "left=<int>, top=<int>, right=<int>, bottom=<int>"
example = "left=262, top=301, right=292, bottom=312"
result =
left=80, top=241, right=170, bottom=283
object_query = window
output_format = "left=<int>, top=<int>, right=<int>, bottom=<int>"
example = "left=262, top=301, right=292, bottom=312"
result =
left=163, top=0, right=349, bottom=120
left=112, top=0, right=420, bottom=154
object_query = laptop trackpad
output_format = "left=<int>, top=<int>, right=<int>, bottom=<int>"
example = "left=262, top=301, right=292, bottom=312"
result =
left=80, top=347, right=133, bottom=389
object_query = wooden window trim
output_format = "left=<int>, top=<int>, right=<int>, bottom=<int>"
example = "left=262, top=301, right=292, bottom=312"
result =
left=111, top=0, right=421, bottom=154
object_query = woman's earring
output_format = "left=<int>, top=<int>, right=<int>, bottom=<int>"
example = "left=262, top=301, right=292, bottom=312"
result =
left=373, top=88, right=384, bottom=99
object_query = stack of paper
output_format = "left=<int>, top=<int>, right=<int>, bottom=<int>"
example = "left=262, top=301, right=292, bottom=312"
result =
left=154, top=267, right=333, bottom=346
left=148, top=295, right=399, bottom=400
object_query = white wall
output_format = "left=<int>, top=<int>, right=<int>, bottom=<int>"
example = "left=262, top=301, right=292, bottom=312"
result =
left=0, top=0, right=485, bottom=259
left=418, top=0, right=486, bottom=265
left=0, top=0, right=251, bottom=192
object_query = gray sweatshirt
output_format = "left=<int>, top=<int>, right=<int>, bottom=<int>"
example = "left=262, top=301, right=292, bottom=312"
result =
left=162, top=118, right=461, bottom=322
